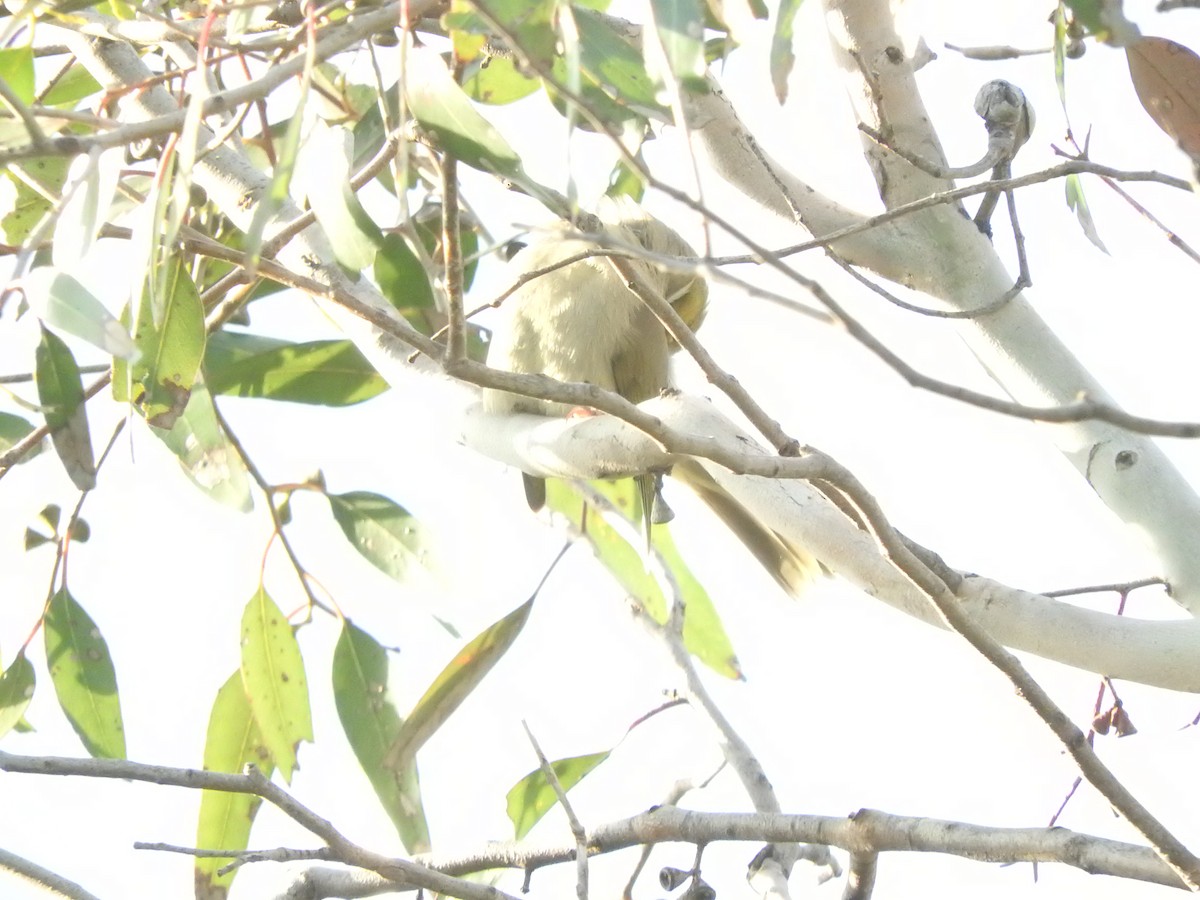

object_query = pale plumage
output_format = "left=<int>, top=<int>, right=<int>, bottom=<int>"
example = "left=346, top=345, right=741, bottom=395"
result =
left=484, top=200, right=703, bottom=523
left=484, top=199, right=823, bottom=596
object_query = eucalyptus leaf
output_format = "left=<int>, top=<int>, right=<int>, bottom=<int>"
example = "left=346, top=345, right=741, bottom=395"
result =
left=769, top=0, right=805, bottom=104
left=328, top=490, right=431, bottom=581
left=35, top=326, right=96, bottom=491
left=384, top=598, right=533, bottom=773
left=123, top=255, right=206, bottom=428
left=545, top=479, right=742, bottom=679
left=195, top=670, right=275, bottom=898
left=239, top=587, right=312, bottom=783
left=0, top=412, right=41, bottom=461
left=0, top=46, right=34, bottom=105
left=333, top=621, right=430, bottom=852
left=23, top=268, right=137, bottom=360
left=44, top=588, right=125, bottom=759
left=301, top=122, right=383, bottom=272
left=405, top=48, right=523, bottom=176
left=507, top=751, right=610, bottom=839
left=1065, top=173, right=1108, bottom=254
left=374, top=232, right=436, bottom=313
left=0, top=652, right=35, bottom=741
left=463, top=56, right=541, bottom=105
left=0, top=156, right=68, bottom=245
left=205, top=333, right=388, bottom=406
left=154, top=379, right=253, bottom=512
left=647, top=0, right=707, bottom=99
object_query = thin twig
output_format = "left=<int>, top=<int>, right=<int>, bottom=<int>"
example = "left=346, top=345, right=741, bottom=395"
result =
left=799, top=450, right=1200, bottom=891
left=522, top=721, right=589, bottom=900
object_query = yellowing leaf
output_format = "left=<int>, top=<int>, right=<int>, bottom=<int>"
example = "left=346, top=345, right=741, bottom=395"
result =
left=384, top=599, right=533, bottom=773
left=195, top=670, right=274, bottom=899
left=239, top=588, right=312, bottom=782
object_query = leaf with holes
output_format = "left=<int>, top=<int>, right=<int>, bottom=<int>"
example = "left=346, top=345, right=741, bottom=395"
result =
left=44, top=589, right=125, bottom=758
left=328, top=491, right=431, bottom=582
left=240, top=588, right=312, bottom=782
left=0, top=156, right=68, bottom=245
left=35, top=327, right=96, bottom=491
left=153, top=379, right=253, bottom=512
left=333, top=621, right=430, bottom=852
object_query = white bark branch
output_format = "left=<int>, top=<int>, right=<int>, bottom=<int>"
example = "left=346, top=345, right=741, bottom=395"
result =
left=462, top=392, right=1200, bottom=692
left=686, top=0, right=1200, bottom=611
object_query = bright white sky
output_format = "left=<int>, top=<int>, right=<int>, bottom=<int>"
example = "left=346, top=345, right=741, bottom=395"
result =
left=4, top=1, right=1200, bottom=898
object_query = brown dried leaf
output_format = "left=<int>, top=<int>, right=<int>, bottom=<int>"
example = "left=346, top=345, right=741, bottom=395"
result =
left=1126, top=36, right=1200, bottom=159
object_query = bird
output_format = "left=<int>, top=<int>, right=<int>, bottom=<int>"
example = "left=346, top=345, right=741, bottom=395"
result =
left=483, top=197, right=823, bottom=596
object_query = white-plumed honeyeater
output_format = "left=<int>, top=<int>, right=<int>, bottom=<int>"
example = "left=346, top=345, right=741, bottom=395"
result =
left=483, top=197, right=823, bottom=597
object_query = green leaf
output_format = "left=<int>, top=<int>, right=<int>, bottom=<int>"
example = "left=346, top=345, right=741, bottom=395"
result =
left=769, top=0, right=804, bottom=104
left=463, top=55, right=541, bottom=105
left=0, top=652, right=36, bottom=741
left=35, top=326, right=96, bottom=491
left=1053, top=2, right=1069, bottom=118
left=374, top=232, right=436, bottom=313
left=205, top=333, right=388, bottom=406
left=23, top=268, right=137, bottom=360
left=412, top=205, right=481, bottom=292
left=153, top=379, right=253, bottom=512
left=0, top=156, right=68, bottom=245
left=195, top=670, right=275, bottom=898
left=40, top=65, right=102, bottom=108
left=0, top=46, right=35, bottom=105
left=572, top=7, right=668, bottom=119
left=507, top=751, right=609, bottom=839
left=121, top=255, right=206, bottom=428
left=303, top=122, right=383, bottom=272
left=1062, top=0, right=1137, bottom=41
left=44, top=588, right=125, bottom=758
left=606, top=153, right=646, bottom=202
left=385, top=599, right=533, bottom=772
left=647, top=0, right=707, bottom=98
left=328, top=490, right=432, bottom=581
left=1065, top=173, right=1108, bottom=254
left=0, top=412, right=41, bottom=461
left=405, top=48, right=523, bottom=176
left=239, top=587, right=312, bottom=783
left=445, top=0, right=557, bottom=70
left=545, top=480, right=742, bottom=679
left=333, top=621, right=430, bottom=852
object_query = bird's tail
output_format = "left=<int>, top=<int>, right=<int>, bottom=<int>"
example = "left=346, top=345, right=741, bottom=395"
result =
left=670, top=459, right=826, bottom=599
